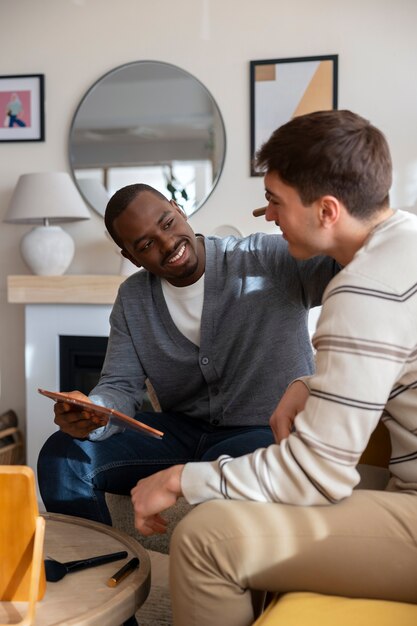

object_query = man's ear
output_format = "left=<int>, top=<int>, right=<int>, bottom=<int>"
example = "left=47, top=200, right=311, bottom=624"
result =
left=170, top=199, right=187, bottom=219
left=319, top=195, right=340, bottom=228
left=121, top=248, right=142, bottom=268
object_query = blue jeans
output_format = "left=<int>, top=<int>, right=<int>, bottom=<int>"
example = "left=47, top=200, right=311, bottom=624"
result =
left=37, top=411, right=274, bottom=525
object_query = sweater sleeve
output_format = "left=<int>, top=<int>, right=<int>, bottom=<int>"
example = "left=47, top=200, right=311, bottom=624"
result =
left=294, top=255, right=341, bottom=308
left=181, top=271, right=414, bottom=505
left=86, top=292, right=148, bottom=440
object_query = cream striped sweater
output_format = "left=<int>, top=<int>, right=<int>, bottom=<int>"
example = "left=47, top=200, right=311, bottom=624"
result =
left=182, top=210, right=417, bottom=505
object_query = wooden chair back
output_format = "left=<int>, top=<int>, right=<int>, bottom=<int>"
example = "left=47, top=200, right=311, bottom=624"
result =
left=0, top=465, right=46, bottom=626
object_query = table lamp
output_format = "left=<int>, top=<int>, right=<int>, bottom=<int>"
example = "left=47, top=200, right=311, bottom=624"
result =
left=4, top=172, right=91, bottom=276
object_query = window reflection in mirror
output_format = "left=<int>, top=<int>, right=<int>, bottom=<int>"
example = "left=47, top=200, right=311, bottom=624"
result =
left=69, top=61, right=226, bottom=217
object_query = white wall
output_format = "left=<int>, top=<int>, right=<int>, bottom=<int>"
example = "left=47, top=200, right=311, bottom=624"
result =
left=1, top=0, right=417, bottom=425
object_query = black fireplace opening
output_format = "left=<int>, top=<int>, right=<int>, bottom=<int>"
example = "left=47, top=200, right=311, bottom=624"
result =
left=59, top=335, right=154, bottom=411
left=59, top=335, right=108, bottom=395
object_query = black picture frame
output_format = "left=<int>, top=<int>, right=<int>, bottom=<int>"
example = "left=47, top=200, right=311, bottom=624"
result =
left=250, top=55, right=338, bottom=176
left=0, top=74, right=45, bottom=142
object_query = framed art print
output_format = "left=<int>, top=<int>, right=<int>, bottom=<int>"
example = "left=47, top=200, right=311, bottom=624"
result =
left=250, top=55, right=338, bottom=175
left=0, top=74, right=45, bottom=142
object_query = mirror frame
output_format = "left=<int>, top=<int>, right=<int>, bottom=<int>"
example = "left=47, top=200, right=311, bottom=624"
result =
left=68, top=60, right=227, bottom=217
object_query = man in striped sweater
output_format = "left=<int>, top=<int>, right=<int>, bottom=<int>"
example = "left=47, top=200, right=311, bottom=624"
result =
left=131, top=110, right=417, bottom=626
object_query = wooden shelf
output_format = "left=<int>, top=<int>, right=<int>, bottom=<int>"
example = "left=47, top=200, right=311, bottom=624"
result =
left=7, top=275, right=126, bottom=304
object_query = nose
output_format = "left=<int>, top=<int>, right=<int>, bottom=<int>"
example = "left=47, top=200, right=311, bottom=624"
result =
left=158, top=231, right=176, bottom=257
left=264, top=204, right=279, bottom=225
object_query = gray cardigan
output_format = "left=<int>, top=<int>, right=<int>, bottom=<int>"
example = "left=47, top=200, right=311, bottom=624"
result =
left=89, top=233, right=338, bottom=438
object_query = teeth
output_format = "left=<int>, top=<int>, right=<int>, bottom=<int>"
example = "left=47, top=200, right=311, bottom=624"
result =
left=168, top=244, right=186, bottom=263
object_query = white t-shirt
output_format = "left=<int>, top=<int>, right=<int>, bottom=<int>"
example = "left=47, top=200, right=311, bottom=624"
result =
left=161, top=274, right=205, bottom=346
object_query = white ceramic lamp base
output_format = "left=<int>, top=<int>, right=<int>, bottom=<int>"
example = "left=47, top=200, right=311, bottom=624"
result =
left=21, top=225, right=75, bottom=276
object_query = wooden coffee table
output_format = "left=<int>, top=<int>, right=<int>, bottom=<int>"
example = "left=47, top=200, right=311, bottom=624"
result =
left=0, top=512, right=151, bottom=626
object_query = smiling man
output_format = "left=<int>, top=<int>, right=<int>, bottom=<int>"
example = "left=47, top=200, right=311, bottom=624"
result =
left=107, top=187, right=206, bottom=287
left=37, top=182, right=338, bottom=538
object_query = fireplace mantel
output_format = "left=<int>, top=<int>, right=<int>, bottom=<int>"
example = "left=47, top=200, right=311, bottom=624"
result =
left=7, top=275, right=125, bottom=304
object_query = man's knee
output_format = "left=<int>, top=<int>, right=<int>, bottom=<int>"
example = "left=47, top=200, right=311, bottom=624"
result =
left=39, top=430, right=72, bottom=456
left=37, top=430, right=92, bottom=485
left=171, top=500, right=234, bottom=559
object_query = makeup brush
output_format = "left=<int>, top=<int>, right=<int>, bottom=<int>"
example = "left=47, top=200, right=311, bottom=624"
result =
left=45, top=550, right=128, bottom=582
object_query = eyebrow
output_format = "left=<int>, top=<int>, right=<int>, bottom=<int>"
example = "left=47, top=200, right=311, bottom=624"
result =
left=131, top=210, right=172, bottom=248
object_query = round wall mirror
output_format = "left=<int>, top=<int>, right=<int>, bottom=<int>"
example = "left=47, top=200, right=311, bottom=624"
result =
left=68, top=61, right=226, bottom=217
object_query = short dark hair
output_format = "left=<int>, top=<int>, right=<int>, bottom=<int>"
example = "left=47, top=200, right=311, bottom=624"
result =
left=105, top=183, right=168, bottom=248
left=255, top=110, right=392, bottom=219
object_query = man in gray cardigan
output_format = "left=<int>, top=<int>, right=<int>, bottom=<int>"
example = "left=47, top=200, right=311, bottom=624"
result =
left=38, top=183, right=338, bottom=526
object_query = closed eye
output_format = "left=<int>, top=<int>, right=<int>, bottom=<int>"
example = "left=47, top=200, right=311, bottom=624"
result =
left=163, top=218, right=174, bottom=229
left=265, top=191, right=279, bottom=206
left=139, top=240, right=153, bottom=252
left=136, top=215, right=175, bottom=252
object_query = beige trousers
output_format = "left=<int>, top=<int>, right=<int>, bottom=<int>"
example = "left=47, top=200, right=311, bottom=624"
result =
left=170, top=490, right=417, bottom=626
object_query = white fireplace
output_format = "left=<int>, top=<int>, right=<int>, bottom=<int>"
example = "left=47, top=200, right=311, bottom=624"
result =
left=25, top=303, right=112, bottom=480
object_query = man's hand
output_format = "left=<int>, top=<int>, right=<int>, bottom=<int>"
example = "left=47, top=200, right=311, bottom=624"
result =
left=53, top=390, right=106, bottom=438
left=131, top=465, right=184, bottom=536
left=269, top=380, right=310, bottom=443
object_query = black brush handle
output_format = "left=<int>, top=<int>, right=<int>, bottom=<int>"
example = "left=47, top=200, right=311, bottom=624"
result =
left=66, top=550, right=128, bottom=572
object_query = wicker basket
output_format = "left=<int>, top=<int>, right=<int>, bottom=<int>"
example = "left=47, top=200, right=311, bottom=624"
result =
left=0, top=410, right=25, bottom=464
left=0, top=427, right=24, bottom=464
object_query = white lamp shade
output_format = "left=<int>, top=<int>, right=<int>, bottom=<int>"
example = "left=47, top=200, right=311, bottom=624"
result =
left=4, top=172, right=90, bottom=223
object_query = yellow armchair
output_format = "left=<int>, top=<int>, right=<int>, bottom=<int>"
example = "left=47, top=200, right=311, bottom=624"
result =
left=254, top=592, right=417, bottom=626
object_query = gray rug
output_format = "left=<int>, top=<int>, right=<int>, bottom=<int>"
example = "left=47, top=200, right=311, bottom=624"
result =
left=134, top=550, right=172, bottom=626
left=136, top=584, right=172, bottom=626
